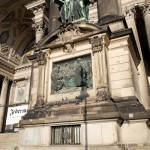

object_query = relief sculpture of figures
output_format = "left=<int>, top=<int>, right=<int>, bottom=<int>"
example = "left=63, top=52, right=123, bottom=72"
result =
left=54, top=0, right=94, bottom=24
left=74, top=58, right=87, bottom=87
left=51, top=56, right=92, bottom=94
left=51, top=65, right=64, bottom=94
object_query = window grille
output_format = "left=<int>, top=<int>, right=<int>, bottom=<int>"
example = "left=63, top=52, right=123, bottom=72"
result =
left=51, top=125, right=80, bottom=145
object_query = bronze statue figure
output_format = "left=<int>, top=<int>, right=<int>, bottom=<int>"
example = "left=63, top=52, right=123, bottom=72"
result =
left=54, top=0, right=94, bottom=24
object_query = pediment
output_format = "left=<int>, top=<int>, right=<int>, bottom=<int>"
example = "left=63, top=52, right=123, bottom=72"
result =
left=37, top=23, right=102, bottom=48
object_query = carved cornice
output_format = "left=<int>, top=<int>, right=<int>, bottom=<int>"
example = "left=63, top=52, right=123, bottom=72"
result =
left=15, top=63, right=32, bottom=72
left=0, top=56, right=15, bottom=74
left=25, top=0, right=47, bottom=12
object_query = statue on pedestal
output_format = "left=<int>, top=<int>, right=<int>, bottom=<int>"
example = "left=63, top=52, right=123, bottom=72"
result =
left=54, top=0, right=93, bottom=24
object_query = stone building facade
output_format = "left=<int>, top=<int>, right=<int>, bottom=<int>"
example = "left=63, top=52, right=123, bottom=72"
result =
left=0, top=0, right=150, bottom=149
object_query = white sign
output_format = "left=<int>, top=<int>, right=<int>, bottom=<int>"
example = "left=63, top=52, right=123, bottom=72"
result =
left=6, top=105, right=28, bottom=125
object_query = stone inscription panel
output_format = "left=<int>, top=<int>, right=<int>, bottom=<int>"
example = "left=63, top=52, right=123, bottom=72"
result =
left=51, top=54, right=92, bottom=94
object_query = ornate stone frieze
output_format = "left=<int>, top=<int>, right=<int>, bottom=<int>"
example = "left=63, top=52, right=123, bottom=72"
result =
left=15, top=63, right=32, bottom=72
left=17, top=80, right=28, bottom=88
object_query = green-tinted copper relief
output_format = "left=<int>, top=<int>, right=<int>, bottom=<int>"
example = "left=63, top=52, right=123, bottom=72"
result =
left=51, top=55, right=92, bottom=94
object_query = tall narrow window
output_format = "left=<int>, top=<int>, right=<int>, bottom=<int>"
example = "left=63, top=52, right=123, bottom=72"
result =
left=51, top=125, right=81, bottom=145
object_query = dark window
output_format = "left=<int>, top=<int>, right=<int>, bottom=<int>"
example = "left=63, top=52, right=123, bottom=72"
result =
left=51, top=125, right=80, bottom=145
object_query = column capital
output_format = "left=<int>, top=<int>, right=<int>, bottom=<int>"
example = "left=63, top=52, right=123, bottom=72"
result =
left=143, top=4, right=150, bottom=16
left=37, top=51, right=46, bottom=66
left=32, top=21, right=47, bottom=34
left=89, top=35, right=103, bottom=53
left=12, top=80, right=17, bottom=87
left=3, top=77, right=10, bottom=84
left=123, top=7, right=136, bottom=20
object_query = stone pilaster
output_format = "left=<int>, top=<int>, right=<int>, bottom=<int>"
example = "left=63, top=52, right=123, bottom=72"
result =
left=25, top=0, right=47, bottom=44
left=90, top=34, right=109, bottom=101
left=0, top=77, right=9, bottom=132
left=9, top=80, right=16, bottom=105
left=34, top=52, right=46, bottom=109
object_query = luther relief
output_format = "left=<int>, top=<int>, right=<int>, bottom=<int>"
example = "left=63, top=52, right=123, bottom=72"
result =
left=54, top=0, right=94, bottom=24
left=51, top=55, right=93, bottom=94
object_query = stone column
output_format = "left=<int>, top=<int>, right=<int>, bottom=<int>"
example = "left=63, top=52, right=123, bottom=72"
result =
left=25, top=0, right=47, bottom=44
left=0, top=77, right=9, bottom=132
left=143, top=3, right=150, bottom=52
left=90, top=34, right=109, bottom=101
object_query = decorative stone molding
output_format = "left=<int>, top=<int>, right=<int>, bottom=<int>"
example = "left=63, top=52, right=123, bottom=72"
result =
left=56, top=24, right=83, bottom=44
left=3, top=77, right=10, bottom=84
left=123, top=7, right=136, bottom=19
left=25, top=0, right=47, bottom=12
left=17, top=80, right=28, bottom=88
left=15, top=63, right=32, bottom=72
left=95, top=88, right=109, bottom=102
left=32, top=21, right=47, bottom=34
left=143, top=3, right=150, bottom=16
left=12, top=80, right=17, bottom=87
left=37, top=51, right=46, bottom=65
left=33, top=96, right=45, bottom=109
left=90, top=35, right=103, bottom=53
left=64, top=43, right=75, bottom=53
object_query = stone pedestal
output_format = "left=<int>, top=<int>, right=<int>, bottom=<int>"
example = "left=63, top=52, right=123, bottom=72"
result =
left=49, top=0, right=60, bottom=33
left=0, top=77, right=9, bottom=132
left=97, top=0, right=120, bottom=20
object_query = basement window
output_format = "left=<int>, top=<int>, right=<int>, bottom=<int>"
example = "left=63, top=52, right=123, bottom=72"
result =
left=51, top=125, right=81, bottom=145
